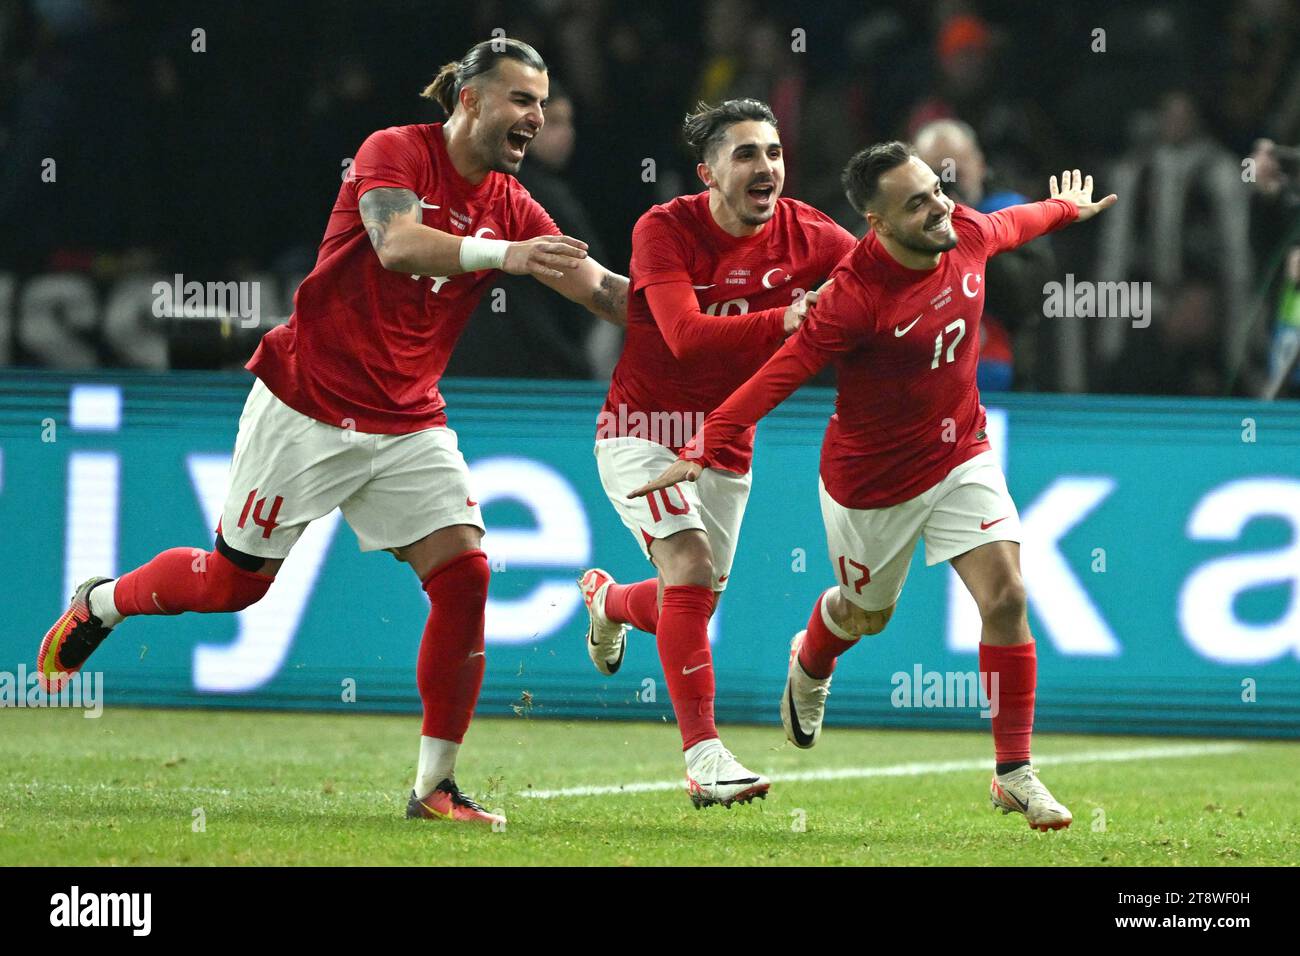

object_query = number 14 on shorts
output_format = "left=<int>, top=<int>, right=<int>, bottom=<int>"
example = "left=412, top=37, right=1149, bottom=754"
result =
left=238, top=488, right=284, bottom=539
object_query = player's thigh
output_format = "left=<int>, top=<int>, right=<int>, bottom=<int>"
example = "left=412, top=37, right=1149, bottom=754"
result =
left=341, top=425, right=486, bottom=563
left=819, top=478, right=926, bottom=613
left=220, top=379, right=370, bottom=563
left=921, top=452, right=1022, bottom=568
left=693, top=465, right=753, bottom=592
left=595, top=436, right=710, bottom=572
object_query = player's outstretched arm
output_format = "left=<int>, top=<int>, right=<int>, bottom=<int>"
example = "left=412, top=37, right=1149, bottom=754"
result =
left=628, top=338, right=820, bottom=499
left=359, top=187, right=589, bottom=278
left=1049, top=168, right=1117, bottom=222
left=537, top=256, right=629, bottom=328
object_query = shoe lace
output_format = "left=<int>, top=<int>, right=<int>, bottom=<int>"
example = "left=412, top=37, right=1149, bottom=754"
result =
left=440, top=780, right=489, bottom=812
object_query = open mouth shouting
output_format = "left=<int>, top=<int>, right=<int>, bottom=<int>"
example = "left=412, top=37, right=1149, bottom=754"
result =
left=746, top=180, right=776, bottom=210
left=505, top=126, right=536, bottom=161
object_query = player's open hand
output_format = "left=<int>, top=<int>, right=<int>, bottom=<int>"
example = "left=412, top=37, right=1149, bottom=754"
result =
left=1050, top=169, right=1117, bottom=222
left=503, top=235, right=588, bottom=279
left=627, top=459, right=703, bottom=499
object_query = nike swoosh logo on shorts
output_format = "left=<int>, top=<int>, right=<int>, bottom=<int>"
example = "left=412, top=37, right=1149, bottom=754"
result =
left=981, top=516, right=1008, bottom=530
left=681, top=663, right=711, bottom=675
left=894, top=315, right=922, bottom=336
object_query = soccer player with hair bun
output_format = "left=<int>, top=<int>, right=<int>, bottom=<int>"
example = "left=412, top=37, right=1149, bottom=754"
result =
left=38, top=38, right=629, bottom=827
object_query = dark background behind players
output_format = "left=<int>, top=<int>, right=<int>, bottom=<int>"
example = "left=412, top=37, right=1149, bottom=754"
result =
left=1, top=0, right=1298, bottom=396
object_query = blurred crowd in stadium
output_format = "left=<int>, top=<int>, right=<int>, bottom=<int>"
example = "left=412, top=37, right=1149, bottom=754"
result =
left=2, top=0, right=1299, bottom=397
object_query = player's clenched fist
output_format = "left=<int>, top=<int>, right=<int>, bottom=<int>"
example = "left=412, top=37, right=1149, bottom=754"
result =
left=782, top=280, right=830, bottom=335
left=627, top=459, right=703, bottom=499
left=502, top=234, right=589, bottom=279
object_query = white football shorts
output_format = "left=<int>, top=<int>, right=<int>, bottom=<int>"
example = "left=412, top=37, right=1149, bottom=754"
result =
left=819, top=451, right=1021, bottom=611
left=594, top=436, right=751, bottom=592
left=218, top=378, right=484, bottom=559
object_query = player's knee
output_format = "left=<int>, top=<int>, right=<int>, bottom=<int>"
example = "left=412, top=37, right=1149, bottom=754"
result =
left=203, top=551, right=273, bottom=612
left=654, top=533, right=714, bottom=588
left=858, top=604, right=895, bottom=636
left=979, top=579, right=1027, bottom=628
left=844, top=601, right=893, bottom=636
left=421, top=549, right=491, bottom=605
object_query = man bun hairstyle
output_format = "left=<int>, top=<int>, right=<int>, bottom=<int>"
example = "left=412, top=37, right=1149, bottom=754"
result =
left=420, top=38, right=548, bottom=116
left=842, top=140, right=916, bottom=214
left=683, top=98, right=778, bottom=163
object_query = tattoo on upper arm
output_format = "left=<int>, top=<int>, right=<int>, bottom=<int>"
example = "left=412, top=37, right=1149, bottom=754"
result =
left=592, top=271, right=629, bottom=321
left=359, top=188, right=420, bottom=254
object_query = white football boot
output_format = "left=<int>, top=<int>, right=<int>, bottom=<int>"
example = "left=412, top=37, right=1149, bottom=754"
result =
left=684, top=739, right=771, bottom=809
left=780, top=630, right=831, bottom=749
left=577, top=568, right=628, bottom=675
left=990, top=765, right=1073, bottom=831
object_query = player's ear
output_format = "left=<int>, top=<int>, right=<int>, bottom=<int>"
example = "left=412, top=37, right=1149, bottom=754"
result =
left=865, top=209, right=886, bottom=235
left=696, top=162, right=715, bottom=190
left=459, top=83, right=480, bottom=117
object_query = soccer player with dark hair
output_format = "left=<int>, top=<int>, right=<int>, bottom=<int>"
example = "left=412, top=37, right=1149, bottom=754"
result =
left=577, top=99, right=856, bottom=808
left=37, top=38, right=629, bottom=826
left=632, top=142, right=1117, bottom=829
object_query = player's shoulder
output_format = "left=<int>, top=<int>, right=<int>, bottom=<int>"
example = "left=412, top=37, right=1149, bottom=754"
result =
left=360, top=122, right=435, bottom=151
left=777, top=196, right=836, bottom=226
left=632, top=193, right=708, bottom=246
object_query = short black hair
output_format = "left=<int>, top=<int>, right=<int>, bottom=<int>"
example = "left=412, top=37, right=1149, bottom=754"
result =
left=842, top=141, right=916, bottom=214
left=682, top=98, right=778, bottom=163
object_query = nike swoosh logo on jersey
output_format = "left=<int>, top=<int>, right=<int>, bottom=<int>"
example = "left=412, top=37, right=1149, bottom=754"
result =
left=419, top=198, right=440, bottom=209
left=981, top=516, right=1008, bottom=530
left=894, top=315, right=922, bottom=336
left=692, top=284, right=716, bottom=290
left=681, top=663, right=711, bottom=675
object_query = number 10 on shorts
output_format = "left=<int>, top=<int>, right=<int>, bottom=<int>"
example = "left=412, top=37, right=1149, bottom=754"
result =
left=238, top=489, right=284, bottom=539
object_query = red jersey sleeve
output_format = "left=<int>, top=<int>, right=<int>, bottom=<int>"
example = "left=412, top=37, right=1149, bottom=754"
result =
left=630, top=208, right=694, bottom=290
left=967, top=198, right=1077, bottom=256
left=643, top=282, right=787, bottom=361
left=681, top=269, right=873, bottom=469
left=350, top=126, right=425, bottom=199
left=507, top=183, right=561, bottom=241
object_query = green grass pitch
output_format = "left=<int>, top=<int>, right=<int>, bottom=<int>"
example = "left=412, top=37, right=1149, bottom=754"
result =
left=1, top=707, right=1296, bottom=866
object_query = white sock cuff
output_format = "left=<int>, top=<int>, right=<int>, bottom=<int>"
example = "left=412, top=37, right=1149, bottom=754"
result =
left=819, top=588, right=857, bottom=641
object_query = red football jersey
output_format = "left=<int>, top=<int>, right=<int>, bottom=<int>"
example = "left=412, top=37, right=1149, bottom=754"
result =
left=600, top=192, right=854, bottom=473
left=248, top=123, right=559, bottom=433
left=686, top=200, right=1077, bottom=507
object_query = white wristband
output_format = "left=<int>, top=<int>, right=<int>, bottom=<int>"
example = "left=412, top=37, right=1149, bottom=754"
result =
left=459, top=236, right=510, bottom=272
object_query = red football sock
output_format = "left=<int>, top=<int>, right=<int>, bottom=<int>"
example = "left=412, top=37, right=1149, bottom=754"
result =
left=417, top=550, right=490, bottom=744
left=798, top=590, right=859, bottom=679
left=114, top=548, right=272, bottom=616
left=603, top=577, right=660, bottom=633
left=980, top=641, right=1036, bottom=763
left=657, top=584, right=717, bottom=750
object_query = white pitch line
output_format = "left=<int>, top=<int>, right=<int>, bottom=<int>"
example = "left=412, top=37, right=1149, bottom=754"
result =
left=518, top=742, right=1248, bottom=799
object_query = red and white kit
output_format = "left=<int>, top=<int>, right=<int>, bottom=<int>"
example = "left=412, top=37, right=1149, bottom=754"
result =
left=235, top=122, right=560, bottom=558
left=596, top=191, right=854, bottom=588
left=685, top=200, right=1079, bottom=605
